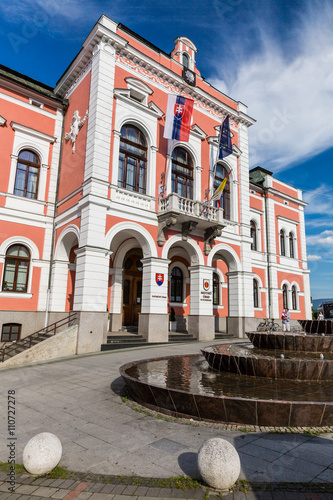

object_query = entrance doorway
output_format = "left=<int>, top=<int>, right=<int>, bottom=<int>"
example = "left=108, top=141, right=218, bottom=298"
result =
left=122, top=252, right=143, bottom=326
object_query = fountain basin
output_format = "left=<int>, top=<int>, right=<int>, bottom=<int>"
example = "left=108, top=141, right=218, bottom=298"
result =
left=120, top=354, right=333, bottom=427
left=246, top=331, right=333, bottom=352
left=298, top=320, right=333, bottom=334
left=201, top=343, right=333, bottom=381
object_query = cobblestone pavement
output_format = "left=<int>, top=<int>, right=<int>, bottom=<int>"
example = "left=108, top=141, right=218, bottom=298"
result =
left=1, top=340, right=332, bottom=499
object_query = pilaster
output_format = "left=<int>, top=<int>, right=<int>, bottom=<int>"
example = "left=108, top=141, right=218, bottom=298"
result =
left=109, top=266, right=123, bottom=331
left=73, top=246, right=111, bottom=311
left=138, top=257, right=170, bottom=342
left=188, top=265, right=214, bottom=340
left=49, top=261, right=69, bottom=312
left=84, top=40, right=116, bottom=194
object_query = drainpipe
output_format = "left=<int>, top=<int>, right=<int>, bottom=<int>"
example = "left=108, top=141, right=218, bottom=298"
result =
left=44, top=107, right=66, bottom=328
left=263, top=186, right=272, bottom=319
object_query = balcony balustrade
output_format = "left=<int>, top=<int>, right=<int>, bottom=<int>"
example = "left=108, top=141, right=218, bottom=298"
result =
left=157, top=193, right=227, bottom=254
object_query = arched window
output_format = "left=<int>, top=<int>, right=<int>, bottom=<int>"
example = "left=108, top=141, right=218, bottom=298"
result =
left=2, top=245, right=30, bottom=292
left=170, top=267, right=183, bottom=303
left=14, top=150, right=40, bottom=199
left=250, top=221, right=257, bottom=251
left=280, top=230, right=285, bottom=256
left=253, top=279, right=259, bottom=308
left=172, top=147, right=193, bottom=199
left=289, top=232, right=295, bottom=258
left=213, top=272, right=220, bottom=306
left=282, top=284, right=288, bottom=309
left=292, top=285, right=297, bottom=310
left=214, top=164, right=231, bottom=220
left=182, top=52, right=190, bottom=68
left=118, top=124, right=147, bottom=194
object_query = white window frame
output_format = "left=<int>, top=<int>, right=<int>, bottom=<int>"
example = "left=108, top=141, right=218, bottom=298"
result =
left=169, top=261, right=189, bottom=307
left=7, top=122, right=55, bottom=204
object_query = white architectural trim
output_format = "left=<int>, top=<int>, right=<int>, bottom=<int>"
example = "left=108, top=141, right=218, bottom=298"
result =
left=0, top=236, right=40, bottom=260
left=207, top=243, right=241, bottom=271
left=0, top=237, right=40, bottom=295
left=112, top=99, right=158, bottom=196
left=54, top=225, right=80, bottom=261
left=169, top=261, right=189, bottom=307
left=7, top=123, right=55, bottom=203
left=212, top=267, right=224, bottom=307
left=161, top=235, right=204, bottom=266
left=0, top=91, right=58, bottom=119
left=105, top=221, right=157, bottom=260
left=169, top=140, right=201, bottom=201
left=252, top=273, right=264, bottom=309
left=10, top=122, right=56, bottom=144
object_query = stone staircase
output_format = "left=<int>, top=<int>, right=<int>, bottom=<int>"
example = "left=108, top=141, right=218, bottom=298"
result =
left=0, top=333, right=53, bottom=362
left=0, top=314, right=77, bottom=363
left=101, top=330, right=232, bottom=351
left=101, top=330, right=198, bottom=351
left=214, top=332, right=234, bottom=340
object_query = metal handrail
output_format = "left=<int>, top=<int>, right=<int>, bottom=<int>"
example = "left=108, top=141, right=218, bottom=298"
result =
left=0, top=312, right=77, bottom=362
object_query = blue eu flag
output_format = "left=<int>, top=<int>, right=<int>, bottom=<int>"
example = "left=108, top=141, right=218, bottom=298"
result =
left=218, top=115, right=233, bottom=160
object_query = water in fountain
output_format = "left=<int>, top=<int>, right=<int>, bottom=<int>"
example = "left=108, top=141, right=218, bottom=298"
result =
left=120, top=320, right=333, bottom=427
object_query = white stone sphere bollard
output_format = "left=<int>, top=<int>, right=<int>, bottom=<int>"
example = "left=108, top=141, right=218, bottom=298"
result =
left=198, top=438, right=240, bottom=490
left=23, top=432, right=62, bottom=475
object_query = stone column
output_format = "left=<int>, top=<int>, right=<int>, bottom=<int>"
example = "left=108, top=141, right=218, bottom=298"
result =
left=139, top=257, right=170, bottom=342
left=48, top=261, right=69, bottom=312
left=73, top=246, right=110, bottom=353
left=188, top=265, right=215, bottom=340
left=109, top=267, right=123, bottom=332
left=227, top=271, right=255, bottom=337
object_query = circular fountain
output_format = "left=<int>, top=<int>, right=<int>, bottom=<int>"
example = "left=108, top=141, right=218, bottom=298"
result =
left=120, top=324, right=333, bottom=427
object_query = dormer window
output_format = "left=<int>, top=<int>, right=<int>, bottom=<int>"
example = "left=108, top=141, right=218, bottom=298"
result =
left=124, top=77, right=153, bottom=107
left=182, top=52, right=190, bottom=68
left=129, top=89, right=145, bottom=103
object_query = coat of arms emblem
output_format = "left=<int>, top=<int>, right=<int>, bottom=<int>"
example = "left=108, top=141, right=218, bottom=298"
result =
left=203, top=279, right=210, bottom=291
left=156, top=273, right=164, bottom=286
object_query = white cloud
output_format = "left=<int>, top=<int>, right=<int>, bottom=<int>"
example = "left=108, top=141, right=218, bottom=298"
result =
left=303, top=185, right=333, bottom=215
left=307, top=255, right=322, bottom=261
left=0, top=0, right=105, bottom=28
left=210, top=1, right=333, bottom=172
left=307, top=230, right=333, bottom=248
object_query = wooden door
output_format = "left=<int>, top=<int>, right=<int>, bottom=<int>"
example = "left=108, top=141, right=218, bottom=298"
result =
left=122, top=256, right=142, bottom=326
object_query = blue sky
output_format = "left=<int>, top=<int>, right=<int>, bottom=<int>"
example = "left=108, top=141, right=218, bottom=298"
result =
left=1, top=0, right=333, bottom=299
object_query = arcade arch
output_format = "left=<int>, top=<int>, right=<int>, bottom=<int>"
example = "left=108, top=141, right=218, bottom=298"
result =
left=209, top=244, right=241, bottom=332
left=50, top=225, right=79, bottom=312
left=106, top=222, right=157, bottom=331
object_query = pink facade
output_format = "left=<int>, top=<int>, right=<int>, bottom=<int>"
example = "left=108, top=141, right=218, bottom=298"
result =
left=0, top=15, right=311, bottom=351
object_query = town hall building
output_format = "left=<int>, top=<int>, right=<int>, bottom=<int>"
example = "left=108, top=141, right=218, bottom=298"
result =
left=0, top=15, right=312, bottom=355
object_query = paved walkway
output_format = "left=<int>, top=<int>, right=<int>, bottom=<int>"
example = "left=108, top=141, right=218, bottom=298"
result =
left=1, top=340, right=333, bottom=499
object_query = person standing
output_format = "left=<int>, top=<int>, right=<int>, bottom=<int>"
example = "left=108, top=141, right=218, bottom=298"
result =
left=318, top=311, right=324, bottom=320
left=281, top=308, right=290, bottom=332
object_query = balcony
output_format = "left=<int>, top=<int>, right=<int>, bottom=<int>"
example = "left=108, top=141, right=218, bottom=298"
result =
left=157, top=193, right=227, bottom=254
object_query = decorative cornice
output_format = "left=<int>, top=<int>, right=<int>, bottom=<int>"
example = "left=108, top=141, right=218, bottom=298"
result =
left=113, top=91, right=164, bottom=118
left=10, top=122, right=56, bottom=143
left=116, top=52, right=255, bottom=126
left=64, top=61, right=92, bottom=99
left=206, top=136, right=242, bottom=157
left=191, top=123, right=207, bottom=139
left=54, top=18, right=255, bottom=127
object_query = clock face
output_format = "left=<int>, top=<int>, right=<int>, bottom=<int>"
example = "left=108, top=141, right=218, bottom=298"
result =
left=182, top=67, right=196, bottom=87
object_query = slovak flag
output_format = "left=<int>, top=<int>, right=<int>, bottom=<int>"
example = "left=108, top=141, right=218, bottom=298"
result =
left=164, top=94, right=194, bottom=142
